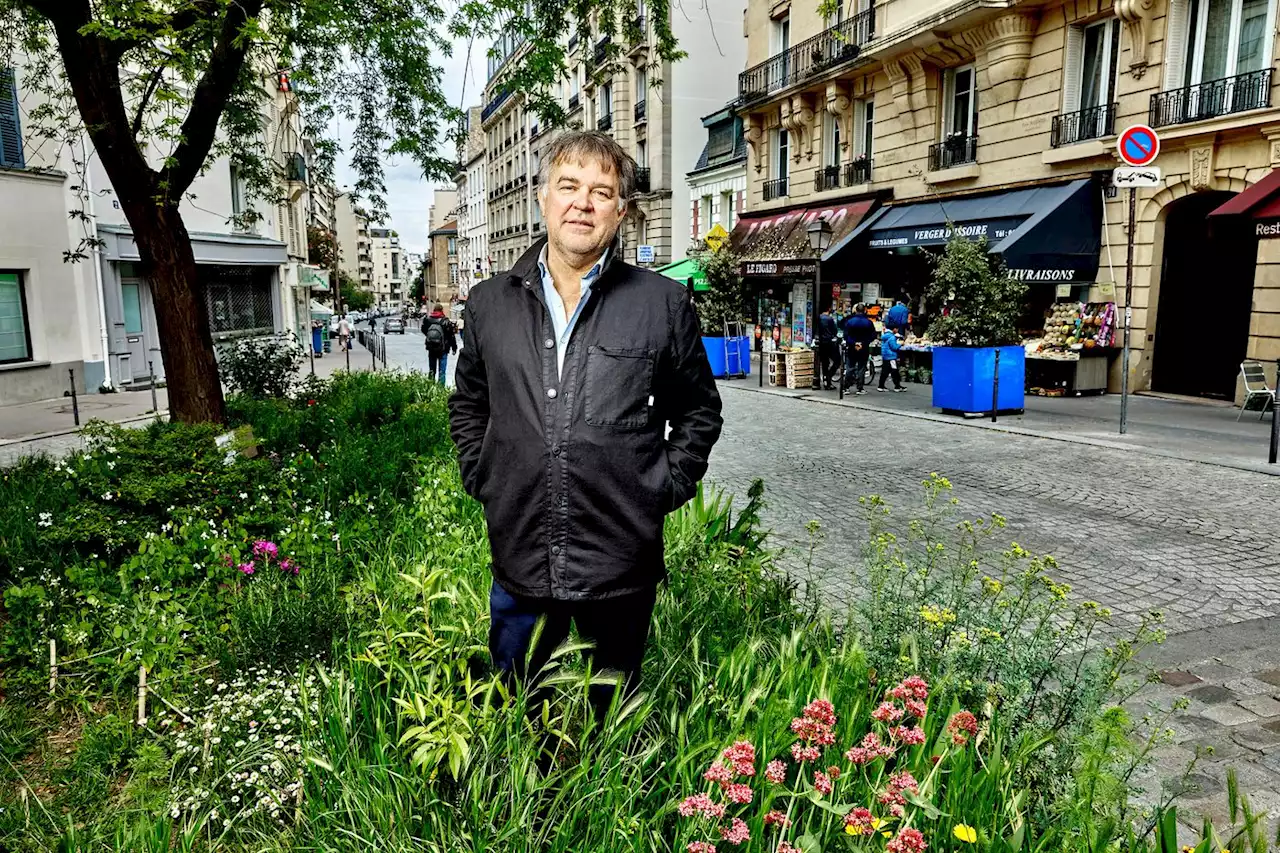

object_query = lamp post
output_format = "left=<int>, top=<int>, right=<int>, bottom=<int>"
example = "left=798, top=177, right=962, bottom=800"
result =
left=806, top=218, right=834, bottom=390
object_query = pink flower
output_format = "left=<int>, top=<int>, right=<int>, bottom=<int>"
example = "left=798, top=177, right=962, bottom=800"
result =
left=813, top=770, right=833, bottom=796
left=722, top=740, right=756, bottom=776
left=238, top=562, right=255, bottom=575
left=724, top=783, right=753, bottom=805
left=889, top=771, right=920, bottom=794
left=720, top=818, right=750, bottom=845
left=803, top=698, right=837, bottom=727
left=888, top=675, right=930, bottom=702
left=889, top=725, right=928, bottom=745
left=887, top=827, right=928, bottom=853
left=790, top=743, right=821, bottom=763
left=252, top=540, right=278, bottom=560
left=704, top=762, right=734, bottom=786
left=764, top=810, right=792, bottom=828
left=827, top=765, right=841, bottom=780
left=947, top=711, right=979, bottom=746
left=778, top=844, right=802, bottom=853
left=872, top=701, right=905, bottom=722
left=880, top=770, right=920, bottom=810
left=688, top=843, right=717, bottom=853
left=905, top=699, right=928, bottom=719
left=279, top=559, right=299, bottom=575
left=845, top=731, right=895, bottom=765
left=844, top=807, right=875, bottom=836
left=765, top=759, right=787, bottom=784
left=678, top=793, right=726, bottom=819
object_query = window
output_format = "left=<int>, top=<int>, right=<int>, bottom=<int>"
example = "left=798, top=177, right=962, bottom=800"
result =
left=601, top=83, right=612, bottom=117
left=700, top=197, right=713, bottom=233
left=824, top=112, right=841, bottom=167
left=721, top=191, right=735, bottom=229
left=775, top=128, right=789, bottom=180
left=859, top=100, right=875, bottom=157
left=202, top=266, right=273, bottom=334
left=943, top=66, right=979, bottom=139
left=449, top=264, right=459, bottom=286
left=1165, top=0, right=1275, bottom=89
left=637, top=139, right=648, bottom=167
left=636, top=67, right=647, bottom=103
left=1, top=69, right=24, bottom=168
left=448, top=237, right=457, bottom=256
left=771, top=15, right=791, bottom=88
left=0, top=271, right=31, bottom=363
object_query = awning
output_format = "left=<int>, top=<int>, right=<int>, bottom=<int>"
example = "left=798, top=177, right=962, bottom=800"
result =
left=729, top=198, right=878, bottom=277
left=656, top=257, right=708, bottom=291
left=830, top=179, right=1102, bottom=283
left=1208, top=169, right=1280, bottom=236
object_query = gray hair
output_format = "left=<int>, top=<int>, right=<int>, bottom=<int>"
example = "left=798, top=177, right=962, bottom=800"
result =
left=538, top=130, right=637, bottom=210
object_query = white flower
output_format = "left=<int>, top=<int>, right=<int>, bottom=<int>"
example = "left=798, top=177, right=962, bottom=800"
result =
left=102, top=492, right=113, bottom=501
left=239, top=492, right=248, bottom=500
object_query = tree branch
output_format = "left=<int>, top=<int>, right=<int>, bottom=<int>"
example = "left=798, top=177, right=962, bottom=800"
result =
left=130, top=66, right=165, bottom=138
left=160, top=0, right=265, bottom=197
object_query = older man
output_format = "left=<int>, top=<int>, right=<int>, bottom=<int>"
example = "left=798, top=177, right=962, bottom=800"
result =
left=449, top=131, right=723, bottom=712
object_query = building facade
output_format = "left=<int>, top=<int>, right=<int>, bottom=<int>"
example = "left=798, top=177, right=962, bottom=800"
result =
left=426, top=221, right=460, bottom=305
left=335, top=191, right=373, bottom=294
left=687, top=106, right=748, bottom=243
left=737, top=0, right=1280, bottom=401
left=369, top=228, right=404, bottom=309
left=456, top=106, right=489, bottom=295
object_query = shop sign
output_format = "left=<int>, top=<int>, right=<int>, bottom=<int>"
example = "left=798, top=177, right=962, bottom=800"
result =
left=637, top=245, right=655, bottom=264
left=296, top=264, right=330, bottom=291
left=1008, top=268, right=1078, bottom=282
left=704, top=223, right=729, bottom=252
left=740, top=260, right=818, bottom=278
left=1255, top=219, right=1280, bottom=238
left=868, top=217, right=1026, bottom=249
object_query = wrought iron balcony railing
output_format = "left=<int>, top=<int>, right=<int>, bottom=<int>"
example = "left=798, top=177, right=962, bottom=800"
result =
left=928, top=135, right=978, bottom=171
left=1149, top=68, right=1273, bottom=128
left=1050, top=103, right=1117, bottom=147
left=815, top=166, right=841, bottom=192
left=595, top=36, right=612, bottom=64
left=845, top=157, right=872, bottom=185
left=635, top=167, right=651, bottom=194
left=738, top=8, right=875, bottom=103
left=634, top=99, right=646, bottom=122
left=763, top=177, right=789, bottom=201
left=569, top=93, right=580, bottom=111
left=598, top=112, right=613, bottom=131
left=481, top=89, right=511, bottom=122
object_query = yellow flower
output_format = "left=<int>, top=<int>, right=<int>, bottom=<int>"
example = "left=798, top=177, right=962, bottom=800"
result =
left=882, top=830, right=893, bottom=838
left=845, top=824, right=858, bottom=836
left=871, top=817, right=884, bottom=830
left=953, top=824, right=978, bottom=843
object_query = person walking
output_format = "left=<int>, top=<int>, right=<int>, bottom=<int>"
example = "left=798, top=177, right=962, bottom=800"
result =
left=842, top=303, right=877, bottom=395
left=816, top=309, right=840, bottom=390
left=422, top=303, right=457, bottom=384
left=449, top=131, right=723, bottom=717
left=878, top=325, right=906, bottom=392
left=336, top=314, right=351, bottom=352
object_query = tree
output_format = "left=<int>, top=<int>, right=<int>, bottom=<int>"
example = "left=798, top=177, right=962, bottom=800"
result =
left=409, top=269, right=426, bottom=306
left=307, top=225, right=338, bottom=271
left=1, top=0, right=682, bottom=423
left=687, top=241, right=748, bottom=337
left=924, top=233, right=1027, bottom=348
left=341, top=283, right=373, bottom=313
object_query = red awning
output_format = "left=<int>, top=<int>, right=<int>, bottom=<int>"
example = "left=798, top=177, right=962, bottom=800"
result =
left=729, top=198, right=877, bottom=264
left=1209, top=169, right=1280, bottom=219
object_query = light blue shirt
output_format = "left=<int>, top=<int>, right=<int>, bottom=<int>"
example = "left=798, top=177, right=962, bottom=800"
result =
left=538, top=245, right=610, bottom=378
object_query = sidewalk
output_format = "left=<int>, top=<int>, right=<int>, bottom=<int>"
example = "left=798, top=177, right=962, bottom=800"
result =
left=729, top=354, right=1280, bottom=475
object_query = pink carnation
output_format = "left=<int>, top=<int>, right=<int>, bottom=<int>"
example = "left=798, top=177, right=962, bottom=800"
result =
left=688, top=844, right=717, bottom=853
left=764, top=810, right=792, bottom=828
left=720, top=817, right=750, bottom=845
left=724, top=783, right=753, bottom=805
left=813, top=770, right=833, bottom=796
left=887, top=827, right=928, bottom=853
left=764, top=759, right=787, bottom=784
left=889, top=725, right=928, bottom=745
left=678, top=793, right=726, bottom=819
left=872, top=701, right=905, bottom=722
left=722, top=740, right=756, bottom=776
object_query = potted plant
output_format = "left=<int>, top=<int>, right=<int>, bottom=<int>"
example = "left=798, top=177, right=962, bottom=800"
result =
left=687, top=242, right=750, bottom=378
left=924, top=231, right=1027, bottom=414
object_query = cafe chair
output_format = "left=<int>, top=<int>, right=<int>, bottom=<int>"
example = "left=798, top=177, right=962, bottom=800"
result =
left=1238, top=361, right=1276, bottom=421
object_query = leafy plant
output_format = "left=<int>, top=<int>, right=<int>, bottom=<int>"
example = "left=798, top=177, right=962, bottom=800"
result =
left=924, top=233, right=1026, bottom=347
left=217, top=333, right=305, bottom=400
left=687, top=243, right=749, bottom=336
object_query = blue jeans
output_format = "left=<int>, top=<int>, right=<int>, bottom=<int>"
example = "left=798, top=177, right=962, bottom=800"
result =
left=488, top=580, right=657, bottom=715
left=429, top=351, right=449, bottom=383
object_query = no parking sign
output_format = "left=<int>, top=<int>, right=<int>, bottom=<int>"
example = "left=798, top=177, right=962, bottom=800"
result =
left=1117, top=125, right=1160, bottom=167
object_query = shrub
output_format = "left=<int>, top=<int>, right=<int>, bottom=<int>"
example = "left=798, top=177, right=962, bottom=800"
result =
left=686, top=244, right=749, bottom=336
left=218, top=332, right=305, bottom=399
left=924, top=233, right=1026, bottom=347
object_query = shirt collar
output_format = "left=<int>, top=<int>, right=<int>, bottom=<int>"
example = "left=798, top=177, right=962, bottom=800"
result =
left=537, top=244, right=611, bottom=286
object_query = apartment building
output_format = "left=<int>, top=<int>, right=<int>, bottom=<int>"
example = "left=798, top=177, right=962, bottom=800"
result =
left=479, top=0, right=745, bottom=274
left=456, top=106, right=489, bottom=295
left=335, top=191, right=374, bottom=293
left=688, top=107, right=748, bottom=241
left=736, top=0, right=1280, bottom=400
left=427, top=221, right=460, bottom=305
left=369, top=227, right=404, bottom=308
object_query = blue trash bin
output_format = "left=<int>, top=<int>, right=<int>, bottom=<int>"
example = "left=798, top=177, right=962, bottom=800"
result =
left=311, top=327, right=323, bottom=355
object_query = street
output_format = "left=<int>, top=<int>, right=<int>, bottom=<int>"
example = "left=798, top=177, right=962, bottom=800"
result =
left=375, top=318, right=459, bottom=386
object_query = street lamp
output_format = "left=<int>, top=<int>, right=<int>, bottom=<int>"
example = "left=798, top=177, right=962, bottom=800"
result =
left=807, top=217, right=834, bottom=390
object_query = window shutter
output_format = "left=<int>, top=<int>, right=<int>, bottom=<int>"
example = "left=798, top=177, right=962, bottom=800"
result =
left=277, top=203, right=287, bottom=243
left=691, top=199, right=699, bottom=239
left=0, top=68, right=25, bottom=169
left=288, top=203, right=300, bottom=255
left=737, top=190, right=744, bottom=214
left=1163, top=0, right=1191, bottom=90
left=1063, top=25, right=1085, bottom=114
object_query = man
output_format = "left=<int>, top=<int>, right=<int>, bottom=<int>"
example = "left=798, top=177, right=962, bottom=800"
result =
left=422, top=303, right=457, bottom=384
left=449, top=131, right=723, bottom=714
left=885, top=299, right=910, bottom=333
left=816, top=308, right=840, bottom=391
left=336, top=314, right=351, bottom=351
left=842, top=303, right=877, bottom=395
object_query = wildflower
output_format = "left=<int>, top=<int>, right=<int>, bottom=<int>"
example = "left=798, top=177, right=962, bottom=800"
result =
left=827, top=765, right=841, bottom=780
left=790, top=743, right=821, bottom=763
left=953, top=824, right=977, bottom=843
left=872, top=701, right=905, bottom=722
left=777, top=844, right=801, bottom=853
left=947, top=711, right=979, bottom=746
left=888, top=675, right=929, bottom=702
left=887, top=827, right=928, bottom=853
left=764, top=810, right=791, bottom=828
left=238, top=563, right=255, bottom=576
left=920, top=604, right=957, bottom=627
left=279, top=559, right=298, bottom=575
left=704, top=762, right=733, bottom=786
left=722, top=740, right=756, bottom=776
left=813, top=770, right=833, bottom=796
left=764, top=759, right=787, bottom=784
left=720, top=817, right=750, bottom=845
left=844, top=807, right=875, bottom=836
left=905, top=699, right=928, bottom=719
left=724, top=783, right=753, bottom=805
left=252, top=540, right=279, bottom=560
left=889, top=725, right=927, bottom=745
left=678, top=793, right=726, bottom=820
left=802, top=698, right=836, bottom=727
left=845, top=731, right=894, bottom=765
left=687, top=843, right=717, bottom=853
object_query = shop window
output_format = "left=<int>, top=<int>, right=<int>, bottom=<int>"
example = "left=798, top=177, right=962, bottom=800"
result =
left=0, top=271, right=32, bottom=363
left=202, top=266, right=274, bottom=335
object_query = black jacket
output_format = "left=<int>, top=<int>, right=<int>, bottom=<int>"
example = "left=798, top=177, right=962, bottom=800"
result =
left=844, top=314, right=877, bottom=348
left=449, top=240, right=724, bottom=600
left=422, top=314, right=458, bottom=354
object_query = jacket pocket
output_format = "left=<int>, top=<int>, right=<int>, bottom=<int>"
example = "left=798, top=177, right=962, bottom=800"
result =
left=584, top=346, right=655, bottom=429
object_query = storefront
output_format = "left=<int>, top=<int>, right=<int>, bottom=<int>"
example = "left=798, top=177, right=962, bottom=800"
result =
left=728, top=198, right=880, bottom=352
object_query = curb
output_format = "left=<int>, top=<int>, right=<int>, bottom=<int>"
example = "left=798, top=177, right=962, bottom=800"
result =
left=0, top=411, right=170, bottom=448
left=718, top=383, right=1280, bottom=478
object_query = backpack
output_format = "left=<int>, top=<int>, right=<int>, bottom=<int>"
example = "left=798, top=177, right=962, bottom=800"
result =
left=424, top=318, right=446, bottom=354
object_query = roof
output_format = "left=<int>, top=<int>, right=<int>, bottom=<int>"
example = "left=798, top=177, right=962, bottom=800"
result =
left=429, top=220, right=458, bottom=237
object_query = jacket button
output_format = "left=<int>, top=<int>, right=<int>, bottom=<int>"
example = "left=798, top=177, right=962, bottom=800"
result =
left=544, top=338, right=555, bottom=349
left=551, top=545, right=561, bottom=555
left=552, top=444, right=561, bottom=456
left=546, top=388, right=557, bottom=399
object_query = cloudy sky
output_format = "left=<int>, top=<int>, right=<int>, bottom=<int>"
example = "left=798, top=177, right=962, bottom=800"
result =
left=334, top=37, right=490, bottom=256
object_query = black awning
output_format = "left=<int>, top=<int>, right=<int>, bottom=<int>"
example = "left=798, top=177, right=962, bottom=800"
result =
left=830, top=179, right=1102, bottom=284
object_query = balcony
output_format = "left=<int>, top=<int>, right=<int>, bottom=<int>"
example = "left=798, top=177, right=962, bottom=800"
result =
left=634, top=99, right=646, bottom=123
left=595, top=36, right=612, bottom=64
left=569, top=93, right=580, bottom=112
left=1050, top=103, right=1117, bottom=148
left=635, top=167, right=651, bottom=193
left=1149, top=69, right=1273, bottom=128
left=598, top=112, right=613, bottom=131
left=763, top=177, right=789, bottom=201
left=845, top=157, right=873, bottom=185
left=568, top=34, right=579, bottom=51
left=929, top=135, right=978, bottom=171
left=285, top=152, right=308, bottom=184
left=815, top=166, right=841, bottom=192
left=738, top=8, right=875, bottom=103
left=482, top=89, right=511, bottom=123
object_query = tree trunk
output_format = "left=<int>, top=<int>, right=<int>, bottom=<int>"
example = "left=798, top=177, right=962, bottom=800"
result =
left=123, top=200, right=226, bottom=424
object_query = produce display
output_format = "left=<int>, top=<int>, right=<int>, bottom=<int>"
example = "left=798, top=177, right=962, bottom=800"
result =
left=1034, top=302, right=1116, bottom=354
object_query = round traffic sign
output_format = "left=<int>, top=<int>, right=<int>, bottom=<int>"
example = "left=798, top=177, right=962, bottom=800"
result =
left=1118, top=125, right=1160, bottom=167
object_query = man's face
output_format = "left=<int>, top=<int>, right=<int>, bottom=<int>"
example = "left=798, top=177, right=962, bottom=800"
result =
left=539, top=155, right=626, bottom=263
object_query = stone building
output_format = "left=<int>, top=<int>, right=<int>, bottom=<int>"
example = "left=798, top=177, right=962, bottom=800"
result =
left=456, top=106, right=488, bottom=295
left=426, top=221, right=460, bottom=305
left=369, top=227, right=403, bottom=309
left=335, top=191, right=373, bottom=293
left=737, top=0, right=1280, bottom=400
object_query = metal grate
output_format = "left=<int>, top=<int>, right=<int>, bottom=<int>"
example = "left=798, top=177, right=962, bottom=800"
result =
left=763, top=177, right=789, bottom=201
left=929, top=135, right=978, bottom=171
left=202, top=266, right=273, bottom=335
left=815, top=166, right=841, bottom=192
left=844, top=157, right=873, bottom=185
left=1051, top=103, right=1117, bottom=147
left=1149, top=68, right=1273, bottom=127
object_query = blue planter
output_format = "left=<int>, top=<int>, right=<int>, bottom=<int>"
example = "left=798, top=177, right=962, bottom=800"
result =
left=931, top=346, right=1025, bottom=414
left=702, top=336, right=751, bottom=378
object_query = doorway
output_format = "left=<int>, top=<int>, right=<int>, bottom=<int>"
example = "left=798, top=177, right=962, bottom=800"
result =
left=1152, top=191, right=1255, bottom=399
left=120, top=278, right=153, bottom=382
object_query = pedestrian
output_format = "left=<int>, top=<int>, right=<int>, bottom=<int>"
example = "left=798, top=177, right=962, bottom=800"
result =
left=878, top=325, right=906, bottom=392
left=449, top=130, right=723, bottom=718
left=422, top=302, right=457, bottom=384
left=816, top=308, right=840, bottom=390
left=336, top=314, right=351, bottom=351
left=885, top=299, right=910, bottom=333
left=842, top=303, right=877, bottom=395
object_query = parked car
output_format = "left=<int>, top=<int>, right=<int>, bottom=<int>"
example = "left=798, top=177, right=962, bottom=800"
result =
left=384, top=317, right=406, bottom=334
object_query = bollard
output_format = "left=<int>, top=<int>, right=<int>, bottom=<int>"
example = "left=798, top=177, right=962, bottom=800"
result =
left=1271, top=358, right=1280, bottom=464
left=49, top=639, right=57, bottom=695
left=148, top=361, right=158, bottom=418
left=991, top=349, right=1001, bottom=424
left=136, top=665, right=148, bottom=726
left=69, top=369, right=80, bottom=426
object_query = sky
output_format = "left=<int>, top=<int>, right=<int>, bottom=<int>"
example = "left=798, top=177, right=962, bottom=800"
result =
left=334, top=36, right=490, bottom=256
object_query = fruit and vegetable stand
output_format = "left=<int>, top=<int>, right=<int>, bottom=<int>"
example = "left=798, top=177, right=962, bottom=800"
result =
left=1023, top=302, right=1117, bottom=397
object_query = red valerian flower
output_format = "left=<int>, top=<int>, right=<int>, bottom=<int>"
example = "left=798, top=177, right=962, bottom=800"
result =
left=947, top=710, right=980, bottom=745
left=887, top=827, right=928, bottom=853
